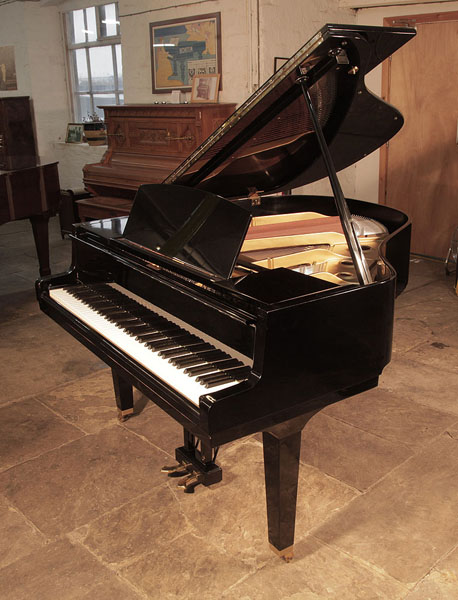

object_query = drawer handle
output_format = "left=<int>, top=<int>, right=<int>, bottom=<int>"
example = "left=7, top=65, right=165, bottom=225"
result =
left=0, top=134, right=3, bottom=149
left=166, top=132, right=194, bottom=142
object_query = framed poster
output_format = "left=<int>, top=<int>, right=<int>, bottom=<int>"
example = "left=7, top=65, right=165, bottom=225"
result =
left=150, top=13, right=221, bottom=94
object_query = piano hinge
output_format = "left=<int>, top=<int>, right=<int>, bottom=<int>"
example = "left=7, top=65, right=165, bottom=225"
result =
left=248, top=188, right=261, bottom=206
left=390, top=18, right=416, bottom=28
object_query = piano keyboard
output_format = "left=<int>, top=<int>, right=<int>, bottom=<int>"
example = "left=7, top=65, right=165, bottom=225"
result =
left=49, top=282, right=252, bottom=407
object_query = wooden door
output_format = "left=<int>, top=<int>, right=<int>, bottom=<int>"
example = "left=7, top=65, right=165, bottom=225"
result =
left=381, top=13, right=458, bottom=259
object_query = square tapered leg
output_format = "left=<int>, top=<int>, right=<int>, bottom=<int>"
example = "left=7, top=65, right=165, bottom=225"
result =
left=111, top=368, right=134, bottom=421
left=263, top=412, right=317, bottom=561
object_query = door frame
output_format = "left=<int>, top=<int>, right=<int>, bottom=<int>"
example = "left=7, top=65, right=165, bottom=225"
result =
left=379, top=10, right=458, bottom=206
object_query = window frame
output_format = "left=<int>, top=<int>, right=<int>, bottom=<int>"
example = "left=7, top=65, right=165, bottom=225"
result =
left=64, top=3, right=123, bottom=122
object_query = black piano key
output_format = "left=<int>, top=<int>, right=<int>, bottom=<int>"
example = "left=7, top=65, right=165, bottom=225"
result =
left=197, top=366, right=250, bottom=387
left=88, top=301, right=117, bottom=311
left=96, top=306, right=128, bottom=316
left=111, top=315, right=140, bottom=324
left=70, top=289, right=101, bottom=300
left=122, top=323, right=155, bottom=336
left=125, top=307, right=158, bottom=319
left=156, top=334, right=199, bottom=348
left=158, top=342, right=213, bottom=358
left=142, top=329, right=187, bottom=345
left=147, top=335, right=198, bottom=351
left=141, top=317, right=171, bottom=329
left=140, top=327, right=182, bottom=343
left=171, top=349, right=229, bottom=368
left=135, top=331, right=175, bottom=343
left=98, top=309, right=135, bottom=320
left=184, top=358, right=242, bottom=376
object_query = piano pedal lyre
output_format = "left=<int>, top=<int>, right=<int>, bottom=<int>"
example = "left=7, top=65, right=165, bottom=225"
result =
left=161, top=431, right=222, bottom=494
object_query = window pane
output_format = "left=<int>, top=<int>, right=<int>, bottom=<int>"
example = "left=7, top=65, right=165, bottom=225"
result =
left=85, top=7, right=97, bottom=42
left=115, top=44, right=123, bottom=90
left=99, top=4, right=119, bottom=38
left=71, top=10, right=85, bottom=44
left=93, top=94, right=116, bottom=119
left=89, top=46, right=114, bottom=91
left=77, top=94, right=92, bottom=122
left=74, top=49, right=89, bottom=92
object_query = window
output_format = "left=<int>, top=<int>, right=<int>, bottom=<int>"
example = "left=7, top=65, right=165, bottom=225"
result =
left=65, top=3, right=123, bottom=122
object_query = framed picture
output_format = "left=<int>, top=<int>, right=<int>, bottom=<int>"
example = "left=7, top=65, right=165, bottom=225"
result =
left=191, top=73, right=220, bottom=103
left=65, top=123, right=84, bottom=144
left=150, top=13, right=221, bottom=94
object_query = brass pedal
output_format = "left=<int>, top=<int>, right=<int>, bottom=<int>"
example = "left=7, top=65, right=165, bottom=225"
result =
left=161, top=462, right=192, bottom=478
left=177, top=472, right=203, bottom=494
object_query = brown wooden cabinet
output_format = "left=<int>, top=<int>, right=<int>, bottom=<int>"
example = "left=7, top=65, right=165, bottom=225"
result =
left=0, top=97, right=37, bottom=171
left=80, top=103, right=236, bottom=220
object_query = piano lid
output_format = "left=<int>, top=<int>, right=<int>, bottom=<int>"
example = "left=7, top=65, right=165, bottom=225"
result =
left=163, top=23, right=416, bottom=197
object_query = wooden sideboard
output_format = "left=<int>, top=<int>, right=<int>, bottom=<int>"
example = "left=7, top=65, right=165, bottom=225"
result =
left=79, top=103, right=236, bottom=220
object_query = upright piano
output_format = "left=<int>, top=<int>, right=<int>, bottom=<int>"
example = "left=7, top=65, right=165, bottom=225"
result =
left=79, top=103, right=236, bottom=220
left=37, top=24, right=416, bottom=560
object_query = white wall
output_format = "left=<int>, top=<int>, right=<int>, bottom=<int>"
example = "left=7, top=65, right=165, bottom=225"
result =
left=118, top=0, right=259, bottom=106
left=354, top=1, right=458, bottom=203
left=0, top=1, right=69, bottom=167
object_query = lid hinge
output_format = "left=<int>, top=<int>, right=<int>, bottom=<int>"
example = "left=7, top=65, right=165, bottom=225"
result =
left=248, top=188, right=262, bottom=206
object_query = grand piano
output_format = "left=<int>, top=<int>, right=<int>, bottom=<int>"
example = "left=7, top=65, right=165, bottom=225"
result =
left=37, top=24, right=416, bottom=560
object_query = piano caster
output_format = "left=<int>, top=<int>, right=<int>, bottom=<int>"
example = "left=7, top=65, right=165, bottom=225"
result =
left=269, top=543, right=294, bottom=563
left=117, top=407, right=134, bottom=422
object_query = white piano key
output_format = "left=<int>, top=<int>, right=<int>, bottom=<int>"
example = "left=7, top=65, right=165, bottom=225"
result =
left=49, top=284, right=252, bottom=407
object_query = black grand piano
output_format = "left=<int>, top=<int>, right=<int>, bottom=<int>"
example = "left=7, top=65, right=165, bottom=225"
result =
left=37, top=24, right=415, bottom=560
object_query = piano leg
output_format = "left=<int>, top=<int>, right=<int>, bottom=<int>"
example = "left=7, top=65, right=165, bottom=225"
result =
left=111, top=368, right=134, bottom=421
left=30, top=213, right=51, bottom=277
left=263, top=411, right=318, bottom=562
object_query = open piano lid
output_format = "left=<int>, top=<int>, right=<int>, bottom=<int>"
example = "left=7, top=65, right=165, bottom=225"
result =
left=163, top=23, right=415, bottom=196
left=121, top=23, right=415, bottom=281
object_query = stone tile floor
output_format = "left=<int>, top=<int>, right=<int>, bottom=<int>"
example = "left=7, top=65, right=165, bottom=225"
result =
left=0, top=217, right=458, bottom=599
